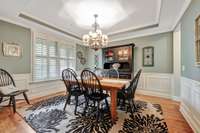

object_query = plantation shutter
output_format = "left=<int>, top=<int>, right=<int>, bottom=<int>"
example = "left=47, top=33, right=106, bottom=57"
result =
left=33, top=38, right=48, bottom=81
left=33, top=36, right=76, bottom=81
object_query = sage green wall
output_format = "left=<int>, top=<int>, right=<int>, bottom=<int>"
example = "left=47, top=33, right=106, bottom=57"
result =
left=104, top=32, right=173, bottom=73
left=0, top=20, right=31, bottom=74
left=181, top=0, right=200, bottom=81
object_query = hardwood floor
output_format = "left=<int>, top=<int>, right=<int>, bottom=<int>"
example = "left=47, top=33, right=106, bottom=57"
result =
left=0, top=93, right=193, bottom=133
left=136, top=94, right=193, bottom=133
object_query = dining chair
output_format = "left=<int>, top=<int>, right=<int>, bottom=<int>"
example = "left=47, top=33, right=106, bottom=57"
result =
left=107, top=68, right=119, bottom=79
left=62, top=68, right=85, bottom=115
left=117, top=69, right=142, bottom=114
left=67, top=68, right=77, bottom=77
left=81, top=70, right=109, bottom=122
left=0, top=68, right=30, bottom=113
left=93, top=68, right=108, bottom=78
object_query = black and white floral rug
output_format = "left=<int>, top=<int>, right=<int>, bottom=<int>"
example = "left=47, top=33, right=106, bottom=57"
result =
left=17, top=95, right=168, bottom=133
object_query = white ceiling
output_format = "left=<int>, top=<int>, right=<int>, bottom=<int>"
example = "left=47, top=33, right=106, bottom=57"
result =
left=0, top=0, right=191, bottom=42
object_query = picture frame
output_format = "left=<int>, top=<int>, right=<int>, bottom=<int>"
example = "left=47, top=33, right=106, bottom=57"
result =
left=2, top=42, right=22, bottom=57
left=143, top=46, right=154, bottom=67
left=195, top=15, right=200, bottom=66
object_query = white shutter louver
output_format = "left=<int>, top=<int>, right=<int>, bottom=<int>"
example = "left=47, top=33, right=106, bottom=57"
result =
left=33, top=36, right=76, bottom=81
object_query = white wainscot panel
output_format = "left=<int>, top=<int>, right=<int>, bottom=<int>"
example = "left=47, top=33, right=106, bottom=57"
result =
left=180, top=77, right=200, bottom=133
left=13, top=74, right=30, bottom=90
left=29, top=80, right=65, bottom=99
left=136, top=73, right=173, bottom=99
left=13, top=74, right=65, bottom=99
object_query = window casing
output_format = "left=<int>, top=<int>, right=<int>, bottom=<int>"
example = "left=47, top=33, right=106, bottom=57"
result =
left=32, top=35, right=76, bottom=81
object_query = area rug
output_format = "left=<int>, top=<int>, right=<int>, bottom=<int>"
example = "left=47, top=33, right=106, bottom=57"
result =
left=17, top=95, right=168, bottom=133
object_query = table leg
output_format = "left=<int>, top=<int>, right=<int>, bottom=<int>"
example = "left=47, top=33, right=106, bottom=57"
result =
left=110, top=90, right=117, bottom=122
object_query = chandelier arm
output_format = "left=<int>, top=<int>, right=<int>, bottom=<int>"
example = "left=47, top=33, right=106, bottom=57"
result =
left=82, top=14, right=108, bottom=51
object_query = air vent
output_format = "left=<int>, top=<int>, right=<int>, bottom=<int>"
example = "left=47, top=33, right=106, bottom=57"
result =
left=18, top=13, right=81, bottom=40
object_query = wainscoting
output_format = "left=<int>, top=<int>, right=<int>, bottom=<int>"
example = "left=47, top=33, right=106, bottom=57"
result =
left=180, top=77, right=200, bottom=133
left=136, top=73, right=173, bottom=99
left=13, top=74, right=65, bottom=99
left=12, top=73, right=174, bottom=99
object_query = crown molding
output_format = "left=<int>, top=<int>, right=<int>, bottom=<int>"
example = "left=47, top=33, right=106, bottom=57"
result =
left=0, top=16, right=30, bottom=29
left=156, top=0, right=162, bottom=24
left=108, top=23, right=159, bottom=37
left=171, top=0, right=191, bottom=30
left=18, top=12, right=82, bottom=40
left=109, top=27, right=172, bottom=43
left=0, top=15, right=82, bottom=43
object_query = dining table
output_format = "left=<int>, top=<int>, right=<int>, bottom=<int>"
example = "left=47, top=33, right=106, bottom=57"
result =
left=97, top=78, right=130, bottom=122
left=76, top=77, right=130, bottom=122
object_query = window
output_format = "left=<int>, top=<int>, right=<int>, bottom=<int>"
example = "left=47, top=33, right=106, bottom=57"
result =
left=33, top=36, right=76, bottom=81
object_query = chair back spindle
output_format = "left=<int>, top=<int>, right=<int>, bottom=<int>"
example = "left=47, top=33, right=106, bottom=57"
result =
left=81, top=70, right=103, bottom=96
left=0, top=69, right=15, bottom=87
left=62, top=69, right=81, bottom=94
left=125, top=69, right=142, bottom=99
left=107, top=69, right=119, bottom=79
left=67, top=68, right=77, bottom=77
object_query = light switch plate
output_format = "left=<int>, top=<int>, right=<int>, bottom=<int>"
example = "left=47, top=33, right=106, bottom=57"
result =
left=182, top=65, right=185, bottom=71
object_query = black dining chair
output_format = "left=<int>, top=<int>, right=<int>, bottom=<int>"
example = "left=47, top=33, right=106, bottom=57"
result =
left=67, top=68, right=77, bottom=77
left=81, top=70, right=109, bottom=122
left=117, top=69, right=142, bottom=114
left=107, top=68, right=119, bottom=79
left=62, top=68, right=85, bottom=115
left=0, top=68, right=30, bottom=113
left=93, top=68, right=106, bottom=78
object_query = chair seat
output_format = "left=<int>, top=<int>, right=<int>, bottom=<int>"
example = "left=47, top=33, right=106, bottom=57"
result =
left=71, top=89, right=85, bottom=96
left=87, top=92, right=109, bottom=101
left=4, top=89, right=28, bottom=96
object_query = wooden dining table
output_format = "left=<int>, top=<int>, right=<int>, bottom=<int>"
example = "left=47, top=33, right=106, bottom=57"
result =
left=76, top=78, right=130, bottom=122
left=98, top=78, right=130, bottom=122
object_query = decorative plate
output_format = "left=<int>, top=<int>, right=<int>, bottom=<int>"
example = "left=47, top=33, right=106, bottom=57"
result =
left=77, top=51, right=83, bottom=59
left=80, top=57, right=86, bottom=65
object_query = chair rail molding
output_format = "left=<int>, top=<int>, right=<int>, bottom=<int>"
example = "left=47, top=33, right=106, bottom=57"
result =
left=136, top=73, right=174, bottom=99
left=180, top=77, right=200, bottom=133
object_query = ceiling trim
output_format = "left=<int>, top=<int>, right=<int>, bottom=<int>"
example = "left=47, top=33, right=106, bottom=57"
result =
left=109, top=27, right=172, bottom=43
left=171, top=0, right=192, bottom=30
left=0, top=16, right=30, bottom=29
left=107, top=0, right=162, bottom=36
left=108, top=23, right=159, bottom=37
left=155, top=0, right=162, bottom=24
left=18, top=13, right=82, bottom=40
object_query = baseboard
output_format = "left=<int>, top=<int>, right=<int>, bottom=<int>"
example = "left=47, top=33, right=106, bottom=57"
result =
left=28, top=88, right=65, bottom=99
left=171, top=96, right=181, bottom=102
left=180, top=103, right=200, bottom=133
left=136, top=89, right=172, bottom=99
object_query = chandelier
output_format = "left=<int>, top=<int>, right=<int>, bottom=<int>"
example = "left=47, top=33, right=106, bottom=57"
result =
left=82, top=14, right=108, bottom=51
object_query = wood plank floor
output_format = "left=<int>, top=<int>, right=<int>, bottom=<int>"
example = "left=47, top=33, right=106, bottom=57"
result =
left=0, top=93, right=193, bottom=133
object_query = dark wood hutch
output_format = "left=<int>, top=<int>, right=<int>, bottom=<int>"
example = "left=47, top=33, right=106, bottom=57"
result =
left=102, top=43, right=135, bottom=79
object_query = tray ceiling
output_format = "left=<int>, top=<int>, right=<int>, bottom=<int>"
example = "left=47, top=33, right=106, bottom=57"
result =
left=0, top=0, right=191, bottom=42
